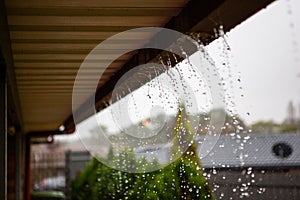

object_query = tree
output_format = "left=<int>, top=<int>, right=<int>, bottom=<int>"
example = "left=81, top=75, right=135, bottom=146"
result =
left=250, top=120, right=297, bottom=134
left=250, top=120, right=280, bottom=134
left=286, top=101, right=296, bottom=125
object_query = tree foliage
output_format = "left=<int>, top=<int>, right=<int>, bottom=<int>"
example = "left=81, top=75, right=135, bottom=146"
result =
left=72, top=106, right=214, bottom=200
left=250, top=120, right=298, bottom=134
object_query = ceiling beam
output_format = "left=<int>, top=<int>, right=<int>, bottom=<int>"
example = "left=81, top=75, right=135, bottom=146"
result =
left=5, top=0, right=189, bottom=9
left=9, top=25, right=144, bottom=32
left=7, top=7, right=179, bottom=17
left=27, top=130, right=63, bottom=138
left=7, top=16, right=170, bottom=27
left=9, top=31, right=156, bottom=41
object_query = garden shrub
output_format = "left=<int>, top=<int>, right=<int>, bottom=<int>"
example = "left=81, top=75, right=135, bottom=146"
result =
left=72, top=107, right=214, bottom=200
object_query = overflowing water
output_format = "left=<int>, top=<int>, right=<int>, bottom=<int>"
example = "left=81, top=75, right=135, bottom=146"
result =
left=71, top=7, right=300, bottom=196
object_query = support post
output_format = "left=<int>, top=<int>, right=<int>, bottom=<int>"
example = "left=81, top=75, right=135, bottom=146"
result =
left=15, top=132, right=23, bottom=200
left=25, top=135, right=31, bottom=200
left=0, top=52, right=7, bottom=200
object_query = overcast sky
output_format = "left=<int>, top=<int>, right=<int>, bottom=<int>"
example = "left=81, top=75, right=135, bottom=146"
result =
left=207, top=0, right=300, bottom=124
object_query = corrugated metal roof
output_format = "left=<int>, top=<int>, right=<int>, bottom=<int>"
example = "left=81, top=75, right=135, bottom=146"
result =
left=136, top=132, right=300, bottom=169
left=199, top=133, right=300, bottom=169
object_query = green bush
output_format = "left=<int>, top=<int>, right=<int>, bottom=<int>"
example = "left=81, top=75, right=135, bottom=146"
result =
left=72, top=154, right=213, bottom=200
left=72, top=107, right=214, bottom=200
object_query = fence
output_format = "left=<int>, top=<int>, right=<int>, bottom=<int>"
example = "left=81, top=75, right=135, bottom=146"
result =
left=208, top=170, right=300, bottom=199
left=65, top=151, right=91, bottom=199
left=31, top=151, right=65, bottom=191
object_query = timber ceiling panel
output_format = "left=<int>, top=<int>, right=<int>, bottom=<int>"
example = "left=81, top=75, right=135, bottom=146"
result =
left=5, top=0, right=189, bottom=132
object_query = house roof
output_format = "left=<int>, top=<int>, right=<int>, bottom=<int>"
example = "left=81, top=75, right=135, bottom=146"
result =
left=199, top=133, right=300, bottom=169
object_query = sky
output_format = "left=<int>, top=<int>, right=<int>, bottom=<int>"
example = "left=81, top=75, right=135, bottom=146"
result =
left=209, top=0, right=300, bottom=124
left=56, top=0, right=300, bottom=142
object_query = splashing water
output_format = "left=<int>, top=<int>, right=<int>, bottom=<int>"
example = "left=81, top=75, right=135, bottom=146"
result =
left=74, top=27, right=226, bottom=174
left=72, top=24, right=270, bottom=199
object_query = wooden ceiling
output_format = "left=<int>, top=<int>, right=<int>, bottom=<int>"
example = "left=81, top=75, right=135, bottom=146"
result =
left=4, top=0, right=189, bottom=132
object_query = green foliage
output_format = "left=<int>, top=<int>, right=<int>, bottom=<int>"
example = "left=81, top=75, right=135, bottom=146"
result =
left=278, top=123, right=298, bottom=133
left=71, top=157, right=102, bottom=200
left=72, top=106, right=214, bottom=199
left=72, top=155, right=213, bottom=200
left=250, top=120, right=298, bottom=134
left=250, top=120, right=280, bottom=134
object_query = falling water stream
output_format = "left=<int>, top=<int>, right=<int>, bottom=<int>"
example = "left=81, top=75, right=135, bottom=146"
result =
left=73, top=3, right=300, bottom=195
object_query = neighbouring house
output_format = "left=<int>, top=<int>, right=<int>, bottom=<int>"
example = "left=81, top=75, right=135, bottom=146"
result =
left=136, top=132, right=300, bottom=199
left=31, top=130, right=300, bottom=199
left=199, top=132, right=300, bottom=199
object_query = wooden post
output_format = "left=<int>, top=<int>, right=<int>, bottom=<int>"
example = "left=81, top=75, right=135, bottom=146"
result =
left=0, top=52, right=7, bottom=200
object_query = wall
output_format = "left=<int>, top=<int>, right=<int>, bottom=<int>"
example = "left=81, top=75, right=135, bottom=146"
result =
left=207, top=169, right=300, bottom=199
